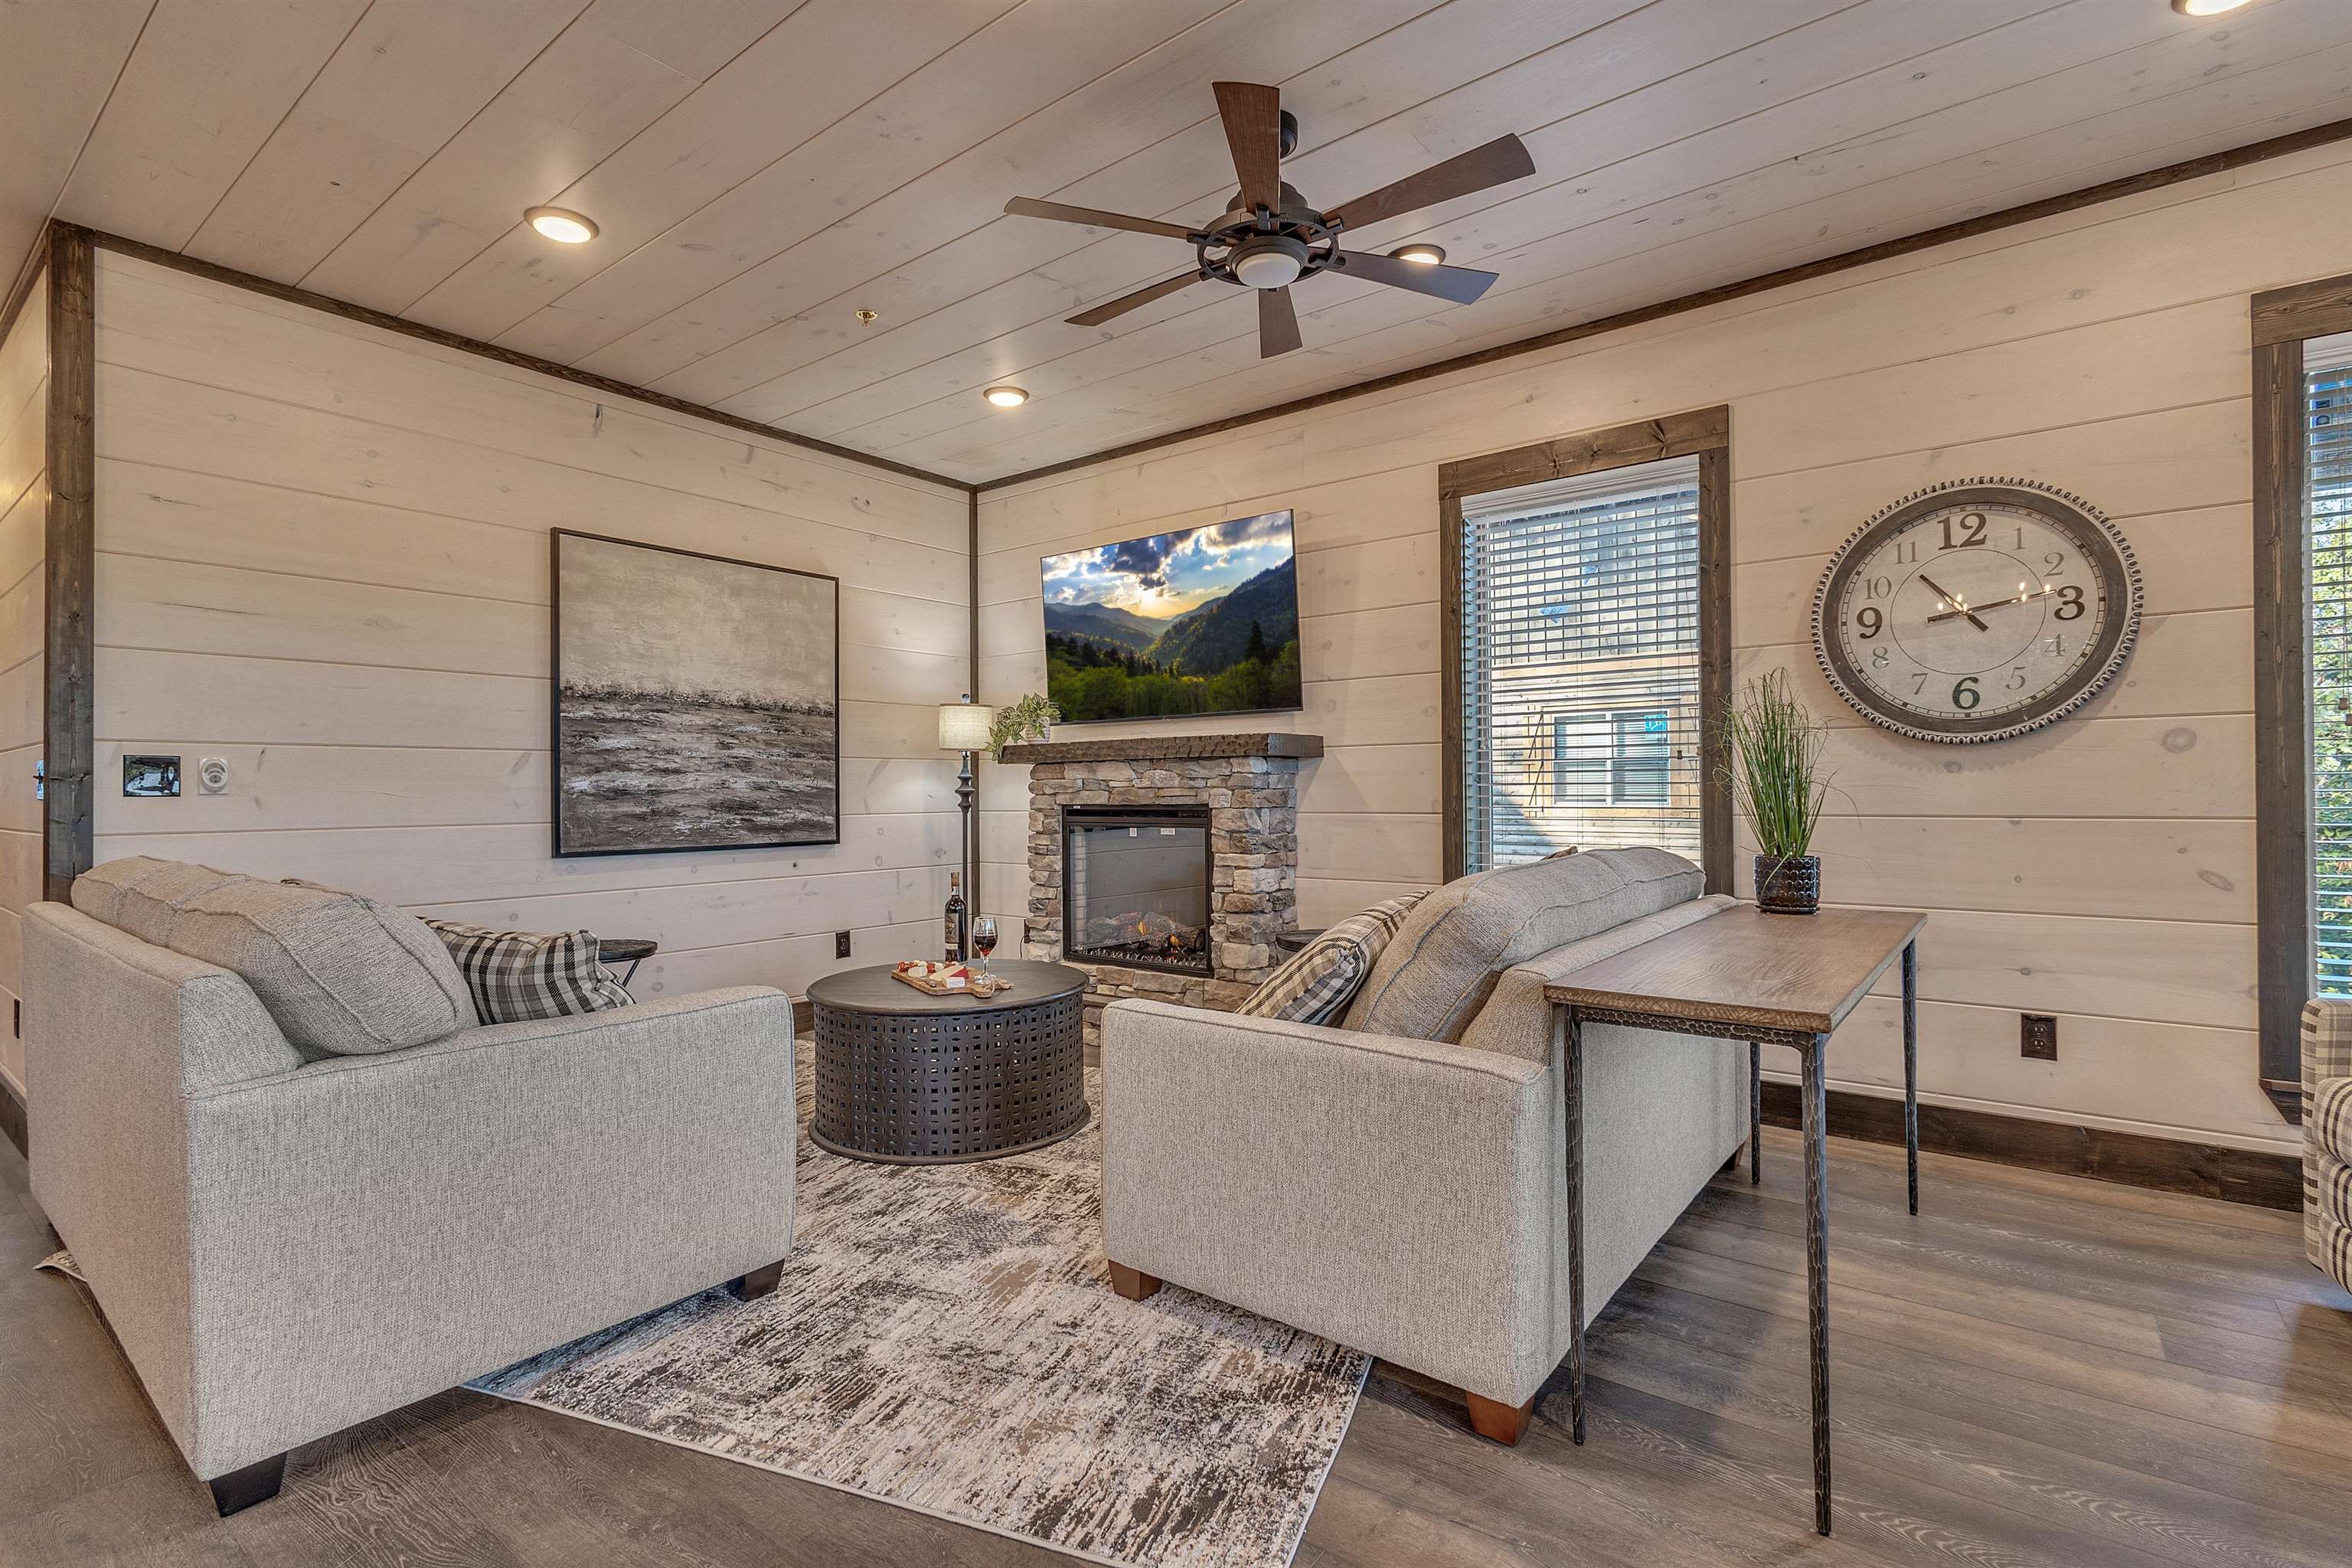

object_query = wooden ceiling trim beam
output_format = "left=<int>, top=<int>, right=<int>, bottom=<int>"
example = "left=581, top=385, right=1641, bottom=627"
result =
left=64, top=223, right=974, bottom=497
left=973, top=113, right=2352, bottom=494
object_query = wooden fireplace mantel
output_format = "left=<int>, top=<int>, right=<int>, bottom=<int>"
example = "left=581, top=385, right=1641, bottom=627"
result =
left=998, top=732, right=1324, bottom=764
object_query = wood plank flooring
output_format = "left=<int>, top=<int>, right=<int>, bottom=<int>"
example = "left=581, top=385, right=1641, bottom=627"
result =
left=7, top=1127, right=2350, bottom=1567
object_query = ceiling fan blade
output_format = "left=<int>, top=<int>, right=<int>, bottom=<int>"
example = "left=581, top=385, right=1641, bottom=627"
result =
left=1212, top=81, right=1284, bottom=214
left=1334, top=248, right=1500, bottom=305
left=1004, top=197, right=1197, bottom=242
left=1257, top=286, right=1302, bottom=358
left=1067, top=270, right=1208, bottom=328
left=1323, top=134, right=1535, bottom=233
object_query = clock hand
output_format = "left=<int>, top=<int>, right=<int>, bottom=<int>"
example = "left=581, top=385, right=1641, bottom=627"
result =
left=1926, top=586, right=2056, bottom=625
left=1916, top=572, right=1988, bottom=632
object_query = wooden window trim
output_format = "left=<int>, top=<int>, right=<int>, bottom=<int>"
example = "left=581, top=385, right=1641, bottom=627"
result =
left=2252, top=270, right=2352, bottom=1125
left=1439, top=407, right=1732, bottom=888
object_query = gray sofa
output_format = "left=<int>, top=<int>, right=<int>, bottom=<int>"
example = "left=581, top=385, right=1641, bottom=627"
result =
left=26, top=859, right=797, bottom=1514
left=1101, top=848, right=1744, bottom=1442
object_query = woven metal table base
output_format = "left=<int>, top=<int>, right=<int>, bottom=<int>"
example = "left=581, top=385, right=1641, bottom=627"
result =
left=812, top=990, right=1088, bottom=1164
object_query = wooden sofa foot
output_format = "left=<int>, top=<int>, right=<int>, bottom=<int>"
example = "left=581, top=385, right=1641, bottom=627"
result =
left=207, top=1452, right=286, bottom=1516
left=1465, top=1392, right=1536, bottom=1446
left=727, top=1260, right=786, bottom=1301
left=1108, top=1262, right=1161, bottom=1301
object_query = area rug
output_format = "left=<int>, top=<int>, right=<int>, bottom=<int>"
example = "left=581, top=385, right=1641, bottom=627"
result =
left=469, top=1063, right=1369, bottom=1568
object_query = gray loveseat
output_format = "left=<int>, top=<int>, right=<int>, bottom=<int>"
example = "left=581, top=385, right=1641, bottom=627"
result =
left=27, top=858, right=796, bottom=1514
left=1100, top=847, right=1744, bottom=1442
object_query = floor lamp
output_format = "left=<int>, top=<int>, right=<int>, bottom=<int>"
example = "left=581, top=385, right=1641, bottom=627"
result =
left=938, top=697, right=994, bottom=960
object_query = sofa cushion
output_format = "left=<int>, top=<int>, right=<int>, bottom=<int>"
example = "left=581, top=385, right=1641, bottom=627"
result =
left=72, top=858, right=474, bottom=1056
left=1341, top=847, right=1704, bottom=1043
left=2314, top=1076, right=2352, bottom=1167
left=1236, top=893, right=1426, bottom=1025
left=424, top=920, right=633, bottom=1024
left=1456, top=895, right=1738, bottom=1064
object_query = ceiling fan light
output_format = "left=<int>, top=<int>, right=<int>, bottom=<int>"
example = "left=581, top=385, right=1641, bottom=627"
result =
left=983, top=384, right=1029, bottom=408
left=1389, top=243, right=1447, bottom=265
left=2171, top=0, right=2249, bottom=12
left=1231, top=236, right=1307, bottom=289
left=525, top=205, right=596, bottom=243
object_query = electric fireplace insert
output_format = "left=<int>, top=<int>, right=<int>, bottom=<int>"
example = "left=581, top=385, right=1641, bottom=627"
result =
left=1060, top=805, right=1214, bottom=975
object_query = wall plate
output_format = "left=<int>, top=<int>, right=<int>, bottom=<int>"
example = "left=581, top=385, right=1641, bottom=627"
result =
left=124, top=755, right=181, bottom=797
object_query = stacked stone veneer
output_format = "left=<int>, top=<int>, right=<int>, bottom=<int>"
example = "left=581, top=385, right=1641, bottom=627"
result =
left=1008, top=734, right=1320, bottom=1043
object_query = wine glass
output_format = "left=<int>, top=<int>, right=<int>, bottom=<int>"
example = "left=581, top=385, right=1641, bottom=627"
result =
left=972, top=916, right=1000, bottom=982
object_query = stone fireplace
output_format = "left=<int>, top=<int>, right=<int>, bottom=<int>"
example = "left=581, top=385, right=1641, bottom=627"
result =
left=1001, top=733, right=1321, bottom=1040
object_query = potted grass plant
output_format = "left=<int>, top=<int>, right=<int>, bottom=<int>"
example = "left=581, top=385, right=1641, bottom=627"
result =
left=1722, top=669, right=1830, bottom=915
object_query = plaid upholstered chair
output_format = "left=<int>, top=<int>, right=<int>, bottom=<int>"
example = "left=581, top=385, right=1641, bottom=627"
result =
left=2304, top=1000, right=2352, bottom=1292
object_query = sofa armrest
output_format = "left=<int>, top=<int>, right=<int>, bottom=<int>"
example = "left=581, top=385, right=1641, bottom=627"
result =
left=172, top=985, right=795, bottom=1478
left=1099, top=998, right=1553, bottom=1402
left=2304, top=998, right=2352, bottom=1109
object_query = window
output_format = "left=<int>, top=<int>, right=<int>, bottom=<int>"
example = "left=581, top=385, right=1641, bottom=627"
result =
left=2308, top=332, right=2352, bottom=993
left=1456, top=453, right=1704, bottom=871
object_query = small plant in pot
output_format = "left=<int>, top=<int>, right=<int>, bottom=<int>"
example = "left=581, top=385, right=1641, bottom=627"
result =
left=987, top=692, right=1062, bottom=762
left=1722, top=669, right=1830, bottom=915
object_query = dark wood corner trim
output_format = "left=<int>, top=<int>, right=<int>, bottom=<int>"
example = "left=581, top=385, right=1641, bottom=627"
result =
left=1758, top=1081, right=2301, bottom=1211
left=44, top=227, right=94, bottom=905
left=1438, top=409, right=1730, bottom=885
left=1, top=1069, right=25, bottom=1160
left=2252, top=269, right=2352, bottom=347
left=976, top=115, right=2352, bottom=495
left=57, top=224, right=972, bottom=497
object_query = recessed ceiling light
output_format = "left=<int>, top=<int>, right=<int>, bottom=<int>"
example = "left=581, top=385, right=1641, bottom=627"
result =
left=1389, top=243, right=1447, bottom=266
left=2171, top=0, right=2250, bottom=14
left=983, top=385, right=1029, bottom=408
left=525, top=206, right=597, bottom=243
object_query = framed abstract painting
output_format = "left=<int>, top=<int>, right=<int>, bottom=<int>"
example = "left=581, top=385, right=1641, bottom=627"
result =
left=551, top=530, right=840, bottom=856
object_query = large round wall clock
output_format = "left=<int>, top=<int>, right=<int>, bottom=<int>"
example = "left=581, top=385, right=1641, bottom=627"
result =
left=1811, top=478, right=2141, bottom=743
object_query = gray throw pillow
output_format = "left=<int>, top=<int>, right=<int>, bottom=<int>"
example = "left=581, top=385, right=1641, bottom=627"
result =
left=1236, top=893, right=1426, bottom=1026
left=423, top=921, right=634, bottom=1024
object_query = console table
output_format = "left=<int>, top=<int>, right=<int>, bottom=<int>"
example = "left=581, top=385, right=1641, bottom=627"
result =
left=1544, top=904, right=1924, bottom=1537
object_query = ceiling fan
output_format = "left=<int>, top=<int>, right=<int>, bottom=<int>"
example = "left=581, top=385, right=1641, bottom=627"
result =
left=1003, top=81, right=1534, bottom=358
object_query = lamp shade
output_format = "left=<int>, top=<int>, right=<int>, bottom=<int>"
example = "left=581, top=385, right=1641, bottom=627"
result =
left=938, top=701, right=995, bottom=751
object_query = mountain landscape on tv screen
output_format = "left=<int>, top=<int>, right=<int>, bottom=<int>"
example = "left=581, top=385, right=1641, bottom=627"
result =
left=1042, top=513, right=1302, bottom=721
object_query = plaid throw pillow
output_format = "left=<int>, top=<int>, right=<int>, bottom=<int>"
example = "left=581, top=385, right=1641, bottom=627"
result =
left=1236, top=893, right=1427, bottom=1026
left=424, top=920, right=633, bottom=1025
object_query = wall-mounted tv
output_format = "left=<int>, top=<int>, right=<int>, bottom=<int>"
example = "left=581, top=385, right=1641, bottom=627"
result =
left=1042, top=510, right=1302, bottom=723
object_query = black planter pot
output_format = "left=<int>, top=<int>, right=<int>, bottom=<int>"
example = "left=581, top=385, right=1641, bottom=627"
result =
left=1754, top=854, right=1821, bottom=915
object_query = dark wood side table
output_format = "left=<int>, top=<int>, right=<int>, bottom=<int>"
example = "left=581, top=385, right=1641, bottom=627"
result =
left=1273, top=927, right=1326, bottom=955
left=806, top=960, right=1089, bottom=1164
left=596, top=937, right=658, bottom=988
left=1544, top=903, right=1924, bottom=1537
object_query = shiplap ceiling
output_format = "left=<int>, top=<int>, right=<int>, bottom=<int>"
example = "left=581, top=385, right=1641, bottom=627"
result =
left=10, top=0, right=2352, bottom=485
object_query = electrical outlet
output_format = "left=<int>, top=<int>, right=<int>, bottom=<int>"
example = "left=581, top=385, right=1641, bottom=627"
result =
left=835, top=930, right=853, bottom=959
left=2020, top=1014, right=2058, bottom=1060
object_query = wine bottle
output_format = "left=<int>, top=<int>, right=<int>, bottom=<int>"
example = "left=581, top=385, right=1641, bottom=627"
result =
left=942, top=871, right=967, bottom=962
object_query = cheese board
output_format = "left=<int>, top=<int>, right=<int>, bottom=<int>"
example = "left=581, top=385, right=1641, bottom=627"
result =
left=890, top=959, right=1013, bottom=998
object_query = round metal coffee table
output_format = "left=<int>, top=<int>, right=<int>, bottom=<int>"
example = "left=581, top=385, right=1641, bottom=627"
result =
left=806, top=960, right=1089, bottom=1165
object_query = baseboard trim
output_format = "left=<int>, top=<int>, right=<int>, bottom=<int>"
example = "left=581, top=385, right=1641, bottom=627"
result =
left=1, top=1073, right=24, bottom=1160
left=1759, top=1083, right=2299, bottom=1211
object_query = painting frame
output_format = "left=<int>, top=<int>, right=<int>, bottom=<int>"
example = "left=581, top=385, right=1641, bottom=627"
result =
left=550, top=528, right=841, bottom=859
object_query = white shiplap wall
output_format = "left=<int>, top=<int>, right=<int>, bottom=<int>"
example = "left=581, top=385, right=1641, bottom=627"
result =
left=974, top=142, right=2352, bottom=1157
left=89, top=249, right=969, bottom=1004
left=0, top=270, right=44, bottom=1096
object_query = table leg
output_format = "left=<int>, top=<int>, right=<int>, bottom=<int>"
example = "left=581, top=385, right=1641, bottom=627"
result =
left=1801, top=1035, right=1833, bottom=1536
left=1749, top=1040, right=1762, bottom=1184
left=1560, top=1007, right=1586, bottom=1446
left=1902, top=939, right=1919, bottom=1217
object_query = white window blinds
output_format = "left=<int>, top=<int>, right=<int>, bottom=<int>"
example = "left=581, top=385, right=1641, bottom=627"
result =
left=2308, top=332, right=2352, bottom=994
left=1459, top=454, right=1703, bottom=872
